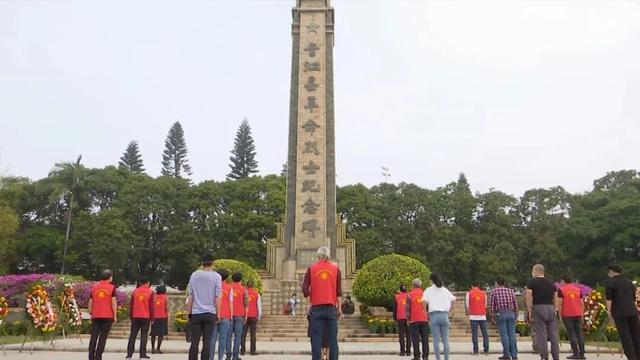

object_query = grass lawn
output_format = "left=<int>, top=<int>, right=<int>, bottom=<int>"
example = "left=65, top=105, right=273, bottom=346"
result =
left=586, top=341, right=623, bottom=351
left=1, top=335, right=28, bottom=345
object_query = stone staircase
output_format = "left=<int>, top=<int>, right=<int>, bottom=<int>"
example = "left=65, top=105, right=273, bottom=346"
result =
left=108, top=299, right=505, bottom=343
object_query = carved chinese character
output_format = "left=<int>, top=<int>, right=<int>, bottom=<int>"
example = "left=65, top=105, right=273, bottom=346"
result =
left=304, top=62, right=321, bottom=72
left=304, top=43, right=320, bottom=57
left=303, top=160, right=320, bottom=175
left=304, top=76, right=318, bottom=92
left=301, top=180, right=320, bottom=193
left=302, top=197, right=320, bottom=214
left=305, top=96, right=318, bottom=113
left=302, top=119, right=320, bottom=134
left=302, top=219, right=320, bottom=238
left=303, top=141, right=320, bottom=155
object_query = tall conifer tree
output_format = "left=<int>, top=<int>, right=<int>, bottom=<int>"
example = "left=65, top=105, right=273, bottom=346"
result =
left=161, top=122, right=192, bottom=178
left=227, top=118, right=259, bottom=180
left=118, top=140, right=145, bottom=173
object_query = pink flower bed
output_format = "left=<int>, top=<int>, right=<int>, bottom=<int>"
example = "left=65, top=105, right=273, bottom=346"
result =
left=0, top=273, right=57, bottom=307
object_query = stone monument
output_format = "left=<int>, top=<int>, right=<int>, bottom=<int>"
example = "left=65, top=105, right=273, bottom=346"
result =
left=260, top=0, right=356, bottom=313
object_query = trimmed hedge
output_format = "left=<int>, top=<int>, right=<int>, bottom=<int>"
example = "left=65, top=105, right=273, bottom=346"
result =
left=353, top=253, right=430, bottom=310
left=213, top=259, right=262, bottom=293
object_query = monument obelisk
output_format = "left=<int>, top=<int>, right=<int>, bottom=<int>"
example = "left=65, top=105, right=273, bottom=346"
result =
left=262, top=0, right=355, bottom=310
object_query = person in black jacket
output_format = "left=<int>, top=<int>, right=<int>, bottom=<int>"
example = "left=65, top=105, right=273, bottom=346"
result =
left=606, top=264, right=640, bottom=360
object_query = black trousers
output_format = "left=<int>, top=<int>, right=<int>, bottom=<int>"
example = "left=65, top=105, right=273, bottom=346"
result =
left=397, top=319, right=412, bottom=354
left=410, top=322, right=429, bottom=360
left=126, top=318, right=150, bottom=357
left=241, top=317, right=258, bottom=354
left=88, top=318, right=113, bottom=360
left=614, top=315, right=640, bottom=360
left=188, top=313, right=217, bottom=360
left=562, top=317, right=585, bottom=356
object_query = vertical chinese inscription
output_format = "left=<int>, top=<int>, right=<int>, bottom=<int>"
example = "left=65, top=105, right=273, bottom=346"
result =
left=295, top=11, right=327, bottom=249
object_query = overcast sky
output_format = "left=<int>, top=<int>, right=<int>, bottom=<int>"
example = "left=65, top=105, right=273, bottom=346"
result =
left=1, top=0, right=639, bottom=196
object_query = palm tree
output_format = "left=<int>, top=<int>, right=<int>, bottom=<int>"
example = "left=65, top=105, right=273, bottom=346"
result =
left=47, top=155, right=85, bottom=275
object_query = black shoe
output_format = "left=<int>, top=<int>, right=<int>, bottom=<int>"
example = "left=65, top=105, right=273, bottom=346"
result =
left=151, top=349, right=156, bottom=354
left=400, top=353, right=406, bottom=356
left=140, top=356, right=151, bottom=359
left=250, top=352, right=258, bottom=356
left=406, top=352, right=412, bottom=356
left=157, top=350, right=163, bottom=354
left=567, top=356, right=579, bottom=360
left=241, top=351, right=246, bottom=356
left=498, top=357, right=511, bottom=360
left=578, top=355, right=585, bottom=359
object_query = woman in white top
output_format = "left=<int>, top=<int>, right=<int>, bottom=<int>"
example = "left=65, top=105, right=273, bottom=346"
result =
left=422, top=273, right=456, bottom=360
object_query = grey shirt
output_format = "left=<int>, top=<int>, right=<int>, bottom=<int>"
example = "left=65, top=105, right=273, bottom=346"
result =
left=188, top=269, right=222, bottom=315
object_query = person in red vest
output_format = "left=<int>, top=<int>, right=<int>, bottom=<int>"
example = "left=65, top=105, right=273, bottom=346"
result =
left=150, top=285, right=168, bottom=354
left=558, top=276, right=586, bottom=359
left=241, top=280, right=261, bottom=356
left=214, top=269, right=234, bottom=360
left=126, top=277, right=154, bottom=360
left=466, top=282, right=489, bottom=355
left=406, top=278, right=429, bottom=360
left=302, top=246, right=342, bottom=360
left=227, top=272, right=248, bottom=360
left=88, top=269, right=118, bottom=360
left=392, top=284, right=412, bottom=356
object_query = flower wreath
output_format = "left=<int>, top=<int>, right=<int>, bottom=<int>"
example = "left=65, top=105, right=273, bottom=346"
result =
left=25, top=284, right=57, bottom=333
left=583, top=290, right=607, bottom=334
left=58, top=284, right=82, bottom=328
left=0, top=295, right=8, bottom=319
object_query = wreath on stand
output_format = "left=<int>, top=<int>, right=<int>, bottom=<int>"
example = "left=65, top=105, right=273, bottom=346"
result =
left=57, top=284, right=83, bottom=342
left=21, top=284, right=57, bottom=353
left=0, top=295, right=9, bottom=355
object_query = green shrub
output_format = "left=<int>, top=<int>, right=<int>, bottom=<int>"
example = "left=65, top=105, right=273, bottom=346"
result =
left=213, top=259, right=262, bottom=293
left=353, top=253, right=430, bottom=309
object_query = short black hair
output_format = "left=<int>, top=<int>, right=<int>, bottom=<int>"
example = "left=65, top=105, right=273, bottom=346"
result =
left=156, top=285, right=167, bottom=294
left=138, top=277, right=149, bottom=286
left=399, top=284, right=407, bottom=292
left=202, top=254, right=214, bottom=267
left=232, top=272, right=243, bottom=282
left=100, top=269, right=113, bottom=281
left=471, top=281, right=481, bottom=287
left=495, top=276, right=506, bottom=286
left=562, top=275, right=573, bottom=283
left=247, top=280, right=254, bottom=288
left=430, top=272, right=443, bottom=288
left=218, top=269, right=229, bottom=281
left=608, top=264, right=623, bottom=274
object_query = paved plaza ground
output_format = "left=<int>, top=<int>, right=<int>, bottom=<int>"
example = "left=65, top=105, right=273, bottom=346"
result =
left=2, top=339, right=624, bottom=360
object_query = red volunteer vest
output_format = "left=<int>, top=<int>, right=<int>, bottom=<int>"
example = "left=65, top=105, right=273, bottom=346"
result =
left=219, top=283, right=232, bottom=320
left=247, top=288, right=259, bottom=318
left=132, top=286, right=153, bottom=319
left=468, top=288, right=487, bottom=316
left=309, top=260, right=339, bottom=306
left=231, top=282, right=246, bottom=317
left=408, top=288, right=428, bottom=322
left=154, top=293, right=168, bottom=319
left=395, top=292, right=409, bottom=320
left=91, top=280, right=115, bottom=319
left=560, top=284, right=582, bottom=317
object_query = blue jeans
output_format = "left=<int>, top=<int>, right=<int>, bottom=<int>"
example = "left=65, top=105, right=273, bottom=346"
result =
left=310, top=305, right=338, bottom=360
left=212, top=319, right=231, bottom=360
left=226, top=317, right=244, bottom=359
left=429, top=312, right=450, bottom=360
left=496, top=310, right=518, bottom=359
left=470, top=320, right=489, bottom=353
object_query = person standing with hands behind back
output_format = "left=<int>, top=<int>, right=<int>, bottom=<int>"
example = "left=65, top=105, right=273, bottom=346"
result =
left=187, top=254, right=222, bottom=360
left=88, top=269, right=118, bottom=360
left=303, top=246, right=342, bottom=360
left=126, top=278, right=154, bottom=360
left=525, top=264, right=560, bottom=360
left=422, top=273, right=456, bottom=360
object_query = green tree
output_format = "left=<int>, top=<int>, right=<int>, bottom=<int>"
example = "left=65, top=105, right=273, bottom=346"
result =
left=161, top=121, right=192, bottom=178
left=119, top=140, right=145, bottom=173
left=227, top=118, right=259, bottom=180
left=43, top=155, right=87, bottom=275
left=0, top=205, right=19, bottom=274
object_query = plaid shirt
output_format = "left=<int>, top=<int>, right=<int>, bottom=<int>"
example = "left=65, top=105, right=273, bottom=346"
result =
left=489, top=286, right=518, bottom=314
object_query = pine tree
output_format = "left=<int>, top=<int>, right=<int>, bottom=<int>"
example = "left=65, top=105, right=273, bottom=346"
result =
left=227, top=118, right=259, bottom=180
left=280, top=162, right=288, bottom=177
left=118, top=140, right=145, bottom=173
left=161, top=122, right=192, bottom=178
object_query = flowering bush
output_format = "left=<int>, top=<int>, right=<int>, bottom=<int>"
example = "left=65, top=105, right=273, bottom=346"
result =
left=364, top=316, right=396, bottom=334
left=0, top=295, right=8, bottom=318
left=73, top=281, right=128, bottom=308
left=0, top=273, right=57, bottom=307
left=516, top=320, right=530, bottom=336
left=25, top=284, right=56, bottom=333
left=583, top=290, right=607, bottom=334
left=173, top=310, right=188, bottom=332
left=57, top=284, right=82, bottom=328
left=604, top=325, right=619, bottom=342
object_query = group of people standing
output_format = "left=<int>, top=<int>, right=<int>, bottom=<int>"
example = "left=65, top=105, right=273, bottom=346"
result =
left=392, top=263, right=640, bottom=360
